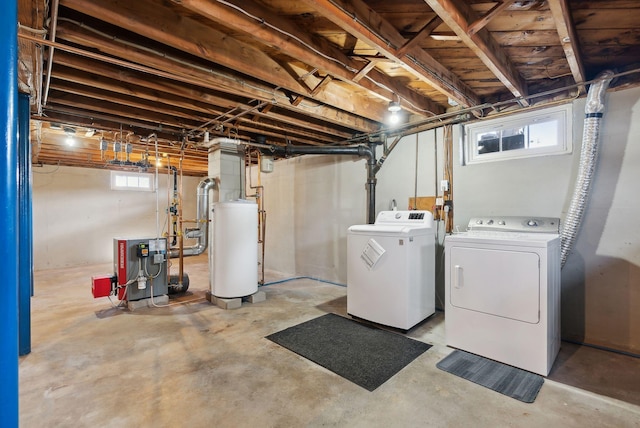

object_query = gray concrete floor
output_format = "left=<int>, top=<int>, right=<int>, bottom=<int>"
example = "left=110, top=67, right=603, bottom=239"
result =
left=20, top=255, right=640, bottom=427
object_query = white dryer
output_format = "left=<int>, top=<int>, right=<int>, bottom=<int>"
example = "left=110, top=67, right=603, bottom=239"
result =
left=444, top=217, right=561, bottom=376
left=347, top=210, right=435, bottom=330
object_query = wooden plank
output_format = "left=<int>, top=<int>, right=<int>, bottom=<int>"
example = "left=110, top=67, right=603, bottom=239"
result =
left=547, top=0, right=586, bottom=92
left=51, top=24, right=379, bottom=133
left=491, top=30, right=563, bottom=46
left=396, top=16, right=443, bottom=57
left=572, top=9, right=640, bottom=30
left=49, top=77, right=344, bottom=145
left=408, top=196, right=436, bottom=212
left=467, top=0, right=518, bottom=35
left=352, top=58, right=383, bottom=83
left=53, top=53, right=354, bottom=140
left=59, top=0, right=390, bottom=125
left=425, top=0, right=529, bottom=105
left=577, top=28, right=640, bottom=46
left=302, top=0, right=481, bottom=107
left=175, top=0, right=440, bottom=116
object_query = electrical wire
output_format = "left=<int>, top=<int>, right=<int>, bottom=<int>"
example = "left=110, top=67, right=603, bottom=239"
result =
left=215, top=0, right=358, bottom=74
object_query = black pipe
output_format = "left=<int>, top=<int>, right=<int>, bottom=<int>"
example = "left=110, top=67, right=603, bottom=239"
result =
left=366, top=143, right=377, bottom=224
left=264, top=144, right=377, bottom=223
left=269, top=144, right=373, bottom=159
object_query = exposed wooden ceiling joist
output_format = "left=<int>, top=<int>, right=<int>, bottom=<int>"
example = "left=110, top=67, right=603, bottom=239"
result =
left=547, top=0, right=586, bottom=92
left=424, top=0, right=530, bottom=105
left=47, top=24, right=379, bottom=134
left=16, top=0, right=640, bottom=176
left=300, top=0, right=481, bottom=108
left=59, top=0, right=392, bottom=125
left=52, top=53, right=354, bottom=141
left=467, top=1, right=517, bottom=36
left=172, top=0, right=442, bottom=116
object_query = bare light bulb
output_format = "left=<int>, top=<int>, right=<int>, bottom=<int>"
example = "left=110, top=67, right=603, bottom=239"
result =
left=65, top=136, right=75, bottom=146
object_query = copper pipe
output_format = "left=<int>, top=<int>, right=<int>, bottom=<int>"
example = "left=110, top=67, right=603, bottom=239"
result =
left=178, top=152, right=185, bottom=284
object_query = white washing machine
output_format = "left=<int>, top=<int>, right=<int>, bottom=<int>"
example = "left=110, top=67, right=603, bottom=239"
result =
left=444, top=216, right=561, bottom=376
left=347, top=210, right=435, bottom=330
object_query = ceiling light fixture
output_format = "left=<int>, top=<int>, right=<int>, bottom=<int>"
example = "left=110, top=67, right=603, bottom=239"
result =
left=388, top=101, right=401, bottom=112
left=63, top=127, right=76, bottom=146
left=388, top=101, right=402, bottom=125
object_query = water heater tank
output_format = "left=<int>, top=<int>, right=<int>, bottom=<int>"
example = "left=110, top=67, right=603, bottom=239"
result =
left=210, top=200, right=258, bottom=298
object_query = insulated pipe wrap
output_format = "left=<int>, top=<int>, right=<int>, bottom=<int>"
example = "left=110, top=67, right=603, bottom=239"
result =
left=560, top=70, right=614, bottom=267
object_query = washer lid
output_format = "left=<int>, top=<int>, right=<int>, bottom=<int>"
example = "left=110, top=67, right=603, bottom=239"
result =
left=348, top=224, right=433, bottom=236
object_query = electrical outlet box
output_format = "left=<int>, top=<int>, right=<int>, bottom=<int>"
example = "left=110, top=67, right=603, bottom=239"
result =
left=440, top=180, right=449, bottom=192
left=153, top=253, right=165, bottom=264
left=435, top=197, right=444, bottom=206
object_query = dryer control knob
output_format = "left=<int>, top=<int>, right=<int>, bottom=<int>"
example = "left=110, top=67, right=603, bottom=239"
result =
left=527, top=220, right=538, bottom=227
left=476, top=220, right=483, bottom=224
left=498, top=220, right=505, bottom=225
left=487, top=220, right=494, bottom=225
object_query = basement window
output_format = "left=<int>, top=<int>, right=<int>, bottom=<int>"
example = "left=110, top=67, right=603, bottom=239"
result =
left=111, top=171, right=154, bottom=191
left=463, top=104, right=572, bottom=164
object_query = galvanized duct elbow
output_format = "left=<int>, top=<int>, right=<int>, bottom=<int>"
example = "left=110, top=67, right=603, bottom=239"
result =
left=560, top=70, right=615, bottom=267
left=169, top=177, right=216, bottom=258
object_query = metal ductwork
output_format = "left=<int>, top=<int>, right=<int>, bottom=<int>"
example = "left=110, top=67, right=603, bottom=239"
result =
left=169, top=177, right=216, bottom=258
left=267, top=143, right=378, bottom=223
left=560, top=70, right=615, bottom=267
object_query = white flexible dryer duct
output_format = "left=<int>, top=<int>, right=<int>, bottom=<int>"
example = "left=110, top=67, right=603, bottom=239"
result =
left=560, top=70, right=615, bottom=267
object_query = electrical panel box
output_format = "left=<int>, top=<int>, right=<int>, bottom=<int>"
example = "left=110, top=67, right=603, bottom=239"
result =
left=114, top=238, right=168, bottom=301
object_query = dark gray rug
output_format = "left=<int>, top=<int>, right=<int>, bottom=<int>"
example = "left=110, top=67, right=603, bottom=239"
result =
left=266, top=313, right=431, bottom=391
left=436, top=350, right=544, bottom=403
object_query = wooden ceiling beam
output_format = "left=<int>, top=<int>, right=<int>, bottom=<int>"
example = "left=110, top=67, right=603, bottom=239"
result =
left=352, top=58, right=384, bottom=83
left=53, top=54, right=354, bottom=140
left=302, top=0, right=480, bottom=107
left=51, top=24, right=379, bottom=133
left=547, top=0, right=586, bottom=93
left=425, top=0, right=529, bottom=105
left=49, top=80, right=343, bottom=145
left=397, top=17, right=443, bottom=58
left=59, top=0, right=390, bottom=124
left=467, top=1, right=517, bottom=36
left=48, top=93, right=201, bottom=130
left=174, top=0, right=440, bottom=116
left=33, top=111, right=178, bottom=142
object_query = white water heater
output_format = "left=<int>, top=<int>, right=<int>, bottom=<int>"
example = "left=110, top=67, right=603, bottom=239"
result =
left=210, top=200, right=258, bottom=298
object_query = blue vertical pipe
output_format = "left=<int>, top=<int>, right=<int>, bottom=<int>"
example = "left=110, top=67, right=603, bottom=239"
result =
left=18, top=92, right=32, bottom=356
left=0, top=0, right=19, bottom=425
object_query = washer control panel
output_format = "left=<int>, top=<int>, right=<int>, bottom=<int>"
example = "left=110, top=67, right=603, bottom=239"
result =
left=376, top=210, right=433, bottom=225
left=468, top=216, right=560, bottom=233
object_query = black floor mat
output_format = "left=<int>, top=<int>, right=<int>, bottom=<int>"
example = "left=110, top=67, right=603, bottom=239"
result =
left=436, top=350, right=544, bottom=403
left=266, top=313, right=431, bottom=391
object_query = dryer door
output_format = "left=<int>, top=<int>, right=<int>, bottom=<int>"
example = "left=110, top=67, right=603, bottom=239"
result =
left=449, top=246, right=540, bottom=324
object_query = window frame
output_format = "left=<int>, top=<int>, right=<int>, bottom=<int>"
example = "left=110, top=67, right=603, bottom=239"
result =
left=463, top=103, right=573, bottom=165
left=110, top=171, right=155, bottom=191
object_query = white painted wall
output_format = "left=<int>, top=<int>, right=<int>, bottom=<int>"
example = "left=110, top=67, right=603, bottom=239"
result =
left=452, top=86, right=640, bottom=354
left=256, top=129, right=445, bottom=283
left=33, top=166, right=201, bottom=269
left=259, top=86, right=639, bottom=354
